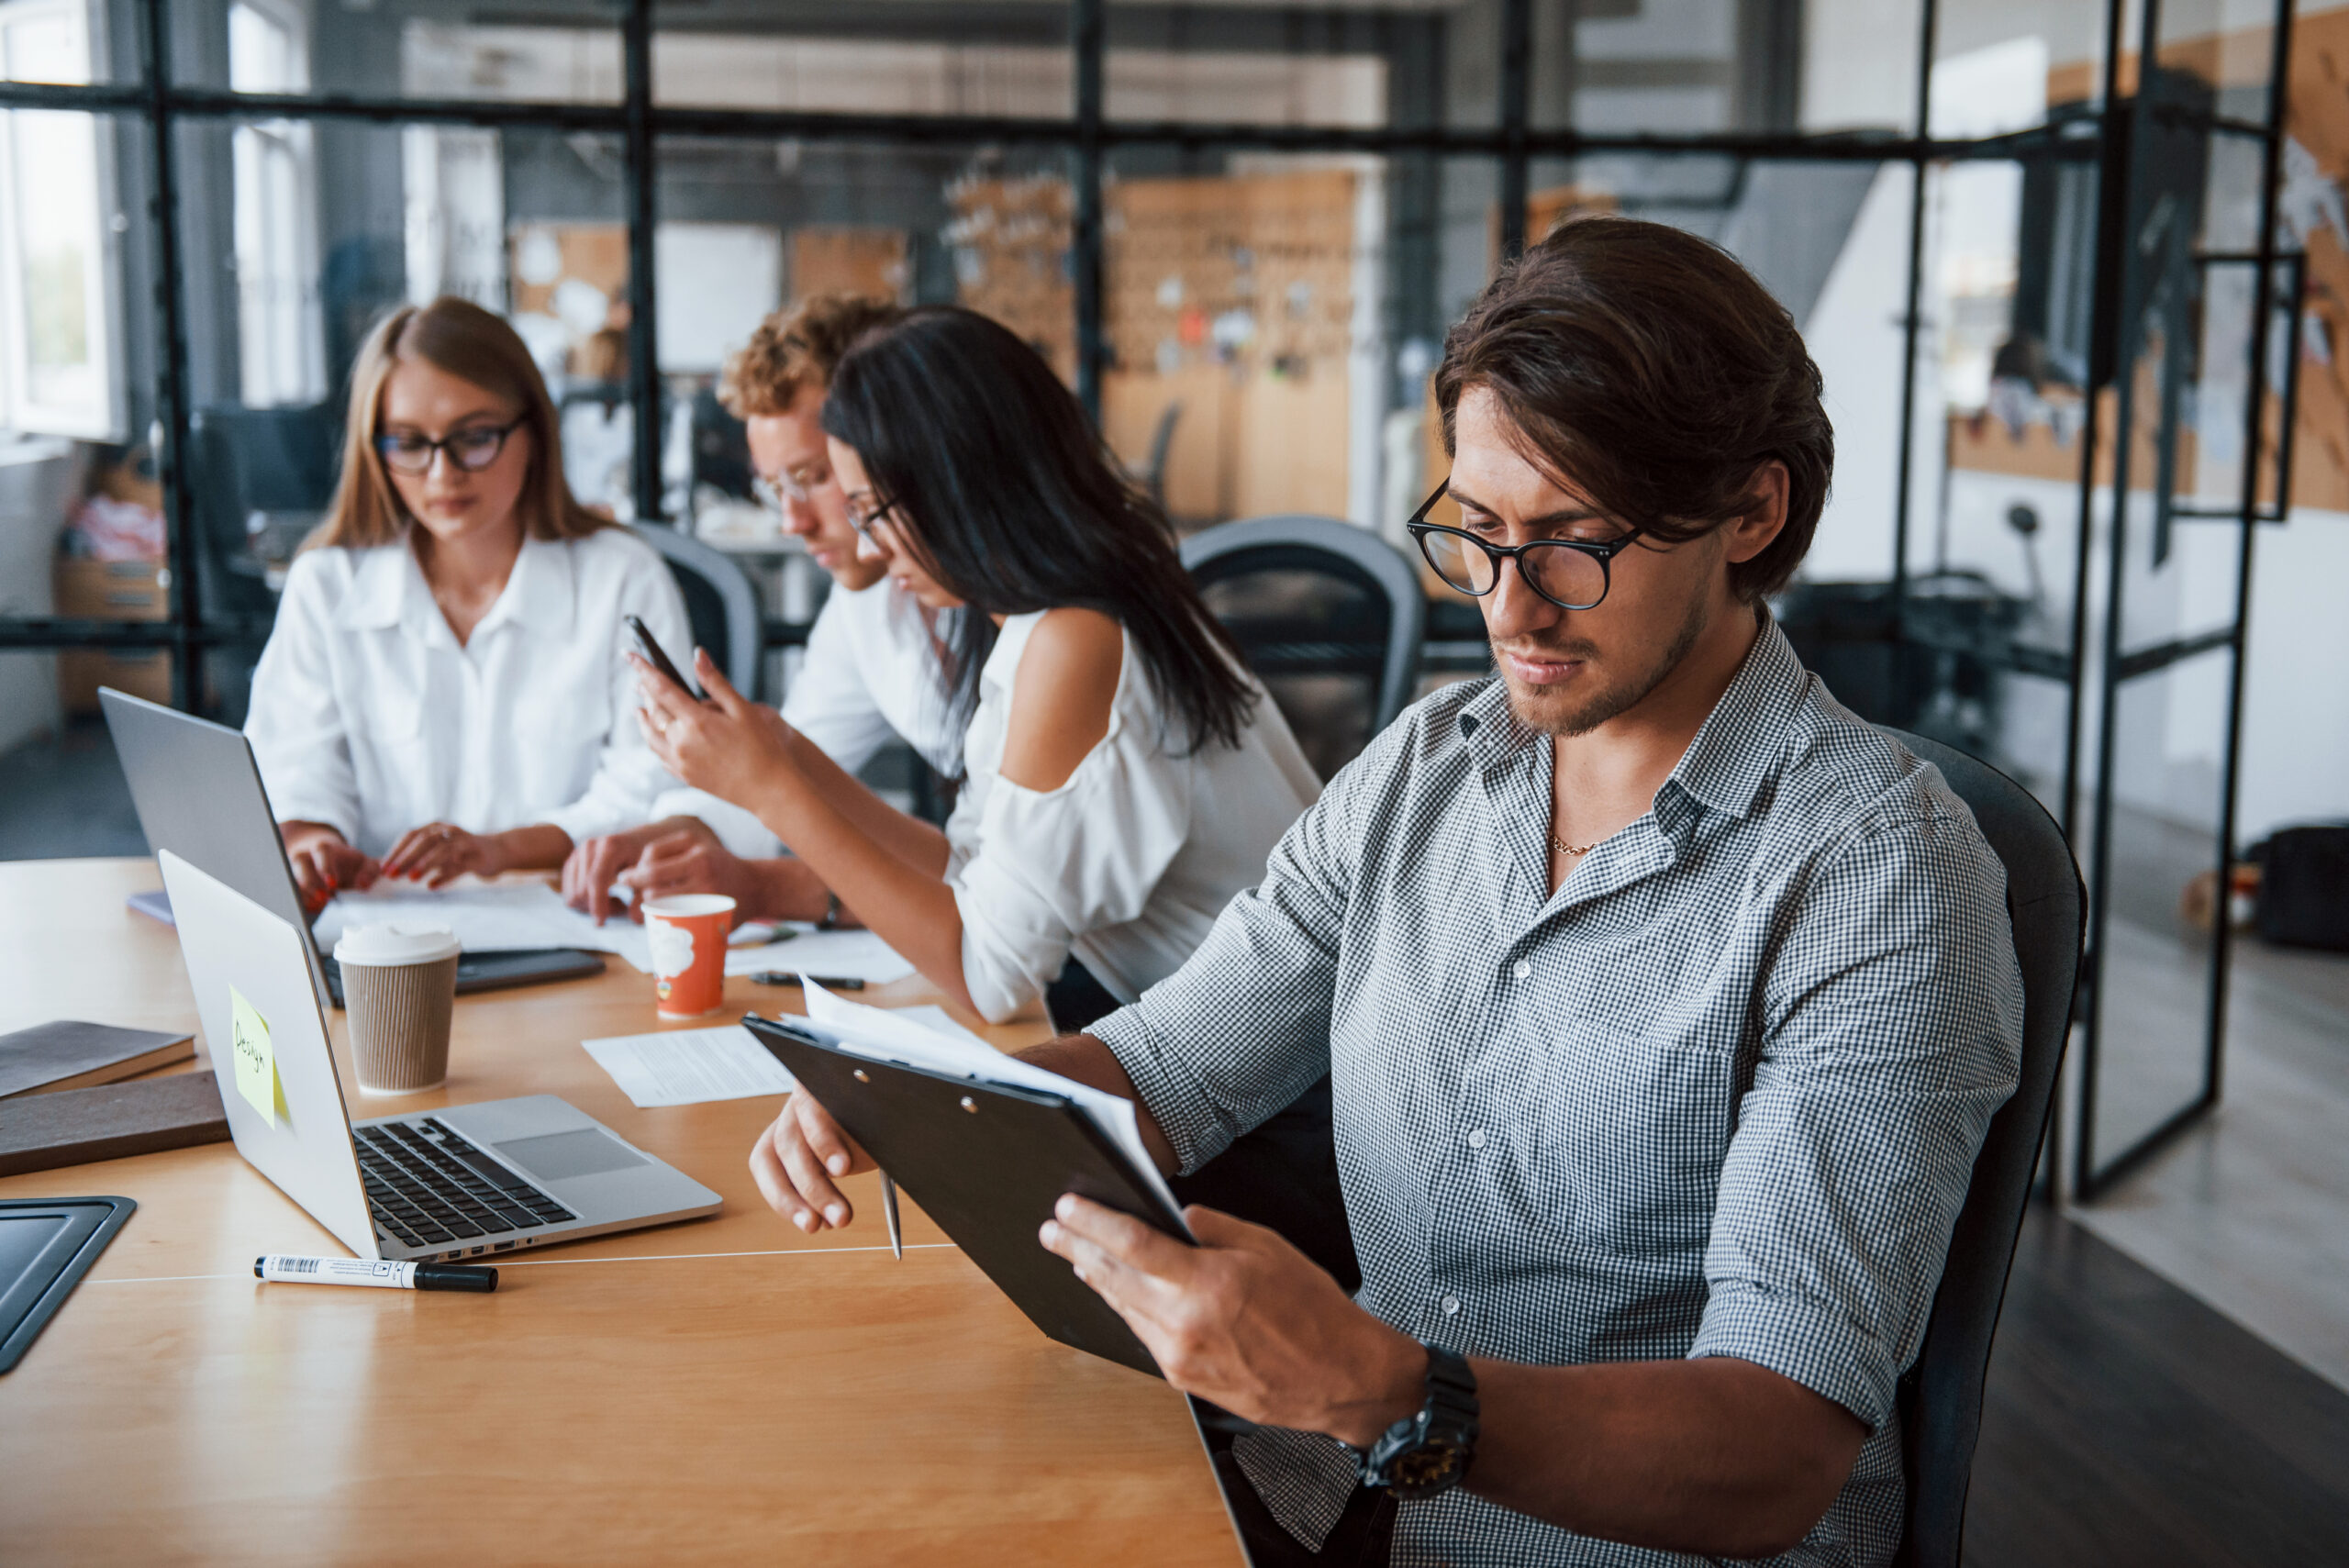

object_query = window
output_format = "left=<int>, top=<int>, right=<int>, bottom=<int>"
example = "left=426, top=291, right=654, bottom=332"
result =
left=0, top=0, right=117, bottom=438
left=228, top=0, right=324, bottom=407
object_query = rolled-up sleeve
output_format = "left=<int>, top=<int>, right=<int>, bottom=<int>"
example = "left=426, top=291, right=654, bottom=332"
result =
left=246, top=553, right=362, bottom=842
left=538, top=550, right=689, bottom=847
left=1091, top=752, right=1359, bottom=1175
left=1689, top=808, right=2024, bottom=1430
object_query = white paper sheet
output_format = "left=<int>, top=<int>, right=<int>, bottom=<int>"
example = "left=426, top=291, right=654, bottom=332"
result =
left=799, top=984, right=1186, bottom=1231
left=313, top=882, right=638, bottom=957
left=580, top=1024, right=797, bottom=1108
left=886, top=1006, right=991, bottom=1050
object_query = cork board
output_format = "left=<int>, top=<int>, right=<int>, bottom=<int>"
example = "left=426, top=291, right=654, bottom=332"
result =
left=791, top=228, right=910, bottom=306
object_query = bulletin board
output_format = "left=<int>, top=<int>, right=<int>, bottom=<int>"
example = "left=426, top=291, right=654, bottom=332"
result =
left=947, top=174, right=1077, bottom=383
left=1098, top=168, right=1360, bottom=523
left=791, top=228, right=910, bottom=306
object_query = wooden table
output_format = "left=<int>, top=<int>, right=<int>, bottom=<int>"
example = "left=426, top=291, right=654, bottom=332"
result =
left=0, top=859, right=1242, bottom=1566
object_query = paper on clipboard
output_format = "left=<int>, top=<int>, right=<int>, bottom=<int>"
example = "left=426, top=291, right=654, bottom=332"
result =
left=797, top=984, right=1187, bottom=1232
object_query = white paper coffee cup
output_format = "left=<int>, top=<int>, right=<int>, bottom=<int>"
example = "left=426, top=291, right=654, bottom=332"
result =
left=334, top=923, right=461, bottom=1095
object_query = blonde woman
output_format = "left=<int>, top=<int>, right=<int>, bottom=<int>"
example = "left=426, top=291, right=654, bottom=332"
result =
left=245, top=296, right=690, bottom=908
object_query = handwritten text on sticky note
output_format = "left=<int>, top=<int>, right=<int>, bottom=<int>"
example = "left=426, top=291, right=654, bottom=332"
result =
left=228, top=984, right=281, bottom=1127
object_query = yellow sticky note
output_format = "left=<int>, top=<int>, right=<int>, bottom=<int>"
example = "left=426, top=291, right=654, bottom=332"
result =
left=228, top=985, right=282, bottom=1127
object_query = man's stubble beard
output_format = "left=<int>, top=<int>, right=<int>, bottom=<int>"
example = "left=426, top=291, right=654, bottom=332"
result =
left=1497, top=583, right=1712, bottom=739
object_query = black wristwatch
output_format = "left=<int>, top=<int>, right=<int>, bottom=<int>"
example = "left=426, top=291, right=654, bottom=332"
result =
left=1359, top=1342, right=1479, bottom=1499
left=816, top=891, right=842, bottom=931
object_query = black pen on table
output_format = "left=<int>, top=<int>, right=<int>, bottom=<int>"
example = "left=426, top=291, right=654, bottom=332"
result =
left=751, top=972, right=865, bottom=991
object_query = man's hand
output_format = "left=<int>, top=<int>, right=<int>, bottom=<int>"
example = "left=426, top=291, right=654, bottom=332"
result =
left=618, top=818, right=770, bottom=915
left=283, top=821, right=378, bottom=914
left=1041, top=1195, right=1423, bottom=1444
left=561, top=821, right=670, bottom=922
left=749, top=1090, right=876, bottom=1233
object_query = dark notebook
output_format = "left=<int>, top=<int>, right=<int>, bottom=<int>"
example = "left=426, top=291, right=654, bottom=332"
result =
left=0, top=1020, right=195, bottom=1100
left=0, top=1073, right=232, bottom=1178
left=743, top=1014, right=1192, bottom=1378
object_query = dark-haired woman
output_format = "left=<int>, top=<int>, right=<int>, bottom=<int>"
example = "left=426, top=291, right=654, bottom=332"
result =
left=636, top=306, right=1319, bottom=1029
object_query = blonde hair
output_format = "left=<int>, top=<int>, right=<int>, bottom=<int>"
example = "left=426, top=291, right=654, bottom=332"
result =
left=310, top=296, right=607, bottom=550
left=717, top=294, right=902, bottom=420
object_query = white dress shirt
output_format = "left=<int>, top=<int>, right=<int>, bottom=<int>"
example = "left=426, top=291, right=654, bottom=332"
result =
left=948, top=610, right=1324, bottom=1024
left=245, top=528, right=690, bottom=857
left=650, top=578, right=961, bottom=859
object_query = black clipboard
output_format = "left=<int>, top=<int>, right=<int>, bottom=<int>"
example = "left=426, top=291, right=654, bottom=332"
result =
left=743, top=1014, right=1190, bottom=1378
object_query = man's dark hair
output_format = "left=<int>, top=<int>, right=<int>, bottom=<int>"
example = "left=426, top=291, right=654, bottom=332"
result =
left=1435, top=216, right=1833, bottom=602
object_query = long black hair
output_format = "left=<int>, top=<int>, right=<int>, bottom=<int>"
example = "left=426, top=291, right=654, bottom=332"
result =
left=822, top=306, right=1258, bottom=755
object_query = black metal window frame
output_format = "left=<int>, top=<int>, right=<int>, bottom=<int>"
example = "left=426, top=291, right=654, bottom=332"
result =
left=0, top=0, right=2103, bottom=695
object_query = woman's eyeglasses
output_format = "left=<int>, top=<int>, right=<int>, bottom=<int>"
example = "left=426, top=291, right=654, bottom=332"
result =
left=843, top=492, right=901, bottom=540
left=1404, top=479, right=1645, bottom=612
left=375, top=417, right=525, bottom=477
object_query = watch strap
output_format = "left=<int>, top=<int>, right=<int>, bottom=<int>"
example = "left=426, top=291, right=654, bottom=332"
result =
left=1360, top=1341, right=1479, bottom=1499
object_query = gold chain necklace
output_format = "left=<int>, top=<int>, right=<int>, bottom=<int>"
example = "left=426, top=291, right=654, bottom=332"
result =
left=1550, top=831, right=1598, bottom=859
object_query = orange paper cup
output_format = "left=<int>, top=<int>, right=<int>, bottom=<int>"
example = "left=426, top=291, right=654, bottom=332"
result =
left=642, top=894, right=736, bottom=1018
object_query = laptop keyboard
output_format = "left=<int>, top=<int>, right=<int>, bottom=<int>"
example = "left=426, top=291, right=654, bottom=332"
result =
left=354, top=1117, right=576, bottom=1252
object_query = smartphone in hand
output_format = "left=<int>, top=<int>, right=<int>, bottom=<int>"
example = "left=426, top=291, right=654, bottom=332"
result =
left=626, top=614, right=705, bottom=701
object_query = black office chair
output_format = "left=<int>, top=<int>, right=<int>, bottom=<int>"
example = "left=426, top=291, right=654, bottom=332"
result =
left=630, top=523, right=764, bottom=703
left=188, top=403, right=343, bottom=619
left=1180, top=515, right=1426, bottom=782
left=1881, top=728, right=2083, bottom=1568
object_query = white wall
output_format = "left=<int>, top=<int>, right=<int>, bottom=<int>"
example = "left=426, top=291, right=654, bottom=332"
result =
left=2239, top=514, right=2349, bottom=840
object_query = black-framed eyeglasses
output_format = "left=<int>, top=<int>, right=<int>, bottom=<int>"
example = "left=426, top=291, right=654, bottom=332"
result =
left=1405, top=479, right=1645, bottom=612
left=375, top=417, right=526, bottom=476
left=843, top=490, right=901, bottom=541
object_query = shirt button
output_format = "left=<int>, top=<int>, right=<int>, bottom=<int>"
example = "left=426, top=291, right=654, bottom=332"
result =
left=1441, top=1295, right=1461, bottom=1316
left=1511, top=959, right=1531, bottom=980
left=1465, top=1129, right=1487, bottom=1150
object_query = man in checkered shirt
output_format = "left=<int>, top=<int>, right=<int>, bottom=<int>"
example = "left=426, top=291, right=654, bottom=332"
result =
left=753, top=216, right=2024, bottom=1566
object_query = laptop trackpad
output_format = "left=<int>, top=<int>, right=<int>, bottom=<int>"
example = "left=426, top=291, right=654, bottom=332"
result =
left=494, top=1129, right=648, bottom=1183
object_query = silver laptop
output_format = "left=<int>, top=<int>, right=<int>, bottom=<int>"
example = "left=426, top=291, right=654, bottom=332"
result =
left=101, top=687, right=605, bottom=1007
left=158, top=849, right=721, bottom=1262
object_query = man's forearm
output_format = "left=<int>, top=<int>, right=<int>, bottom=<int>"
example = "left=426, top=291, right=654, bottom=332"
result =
left=1017, top=1033, right=1178, bottom=1174
left=1446, top=1355, right=1865, bottom=1559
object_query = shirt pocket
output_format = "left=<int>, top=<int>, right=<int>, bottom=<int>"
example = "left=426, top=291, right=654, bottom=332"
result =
left=1529, top=1022, right=1734, bottom=1258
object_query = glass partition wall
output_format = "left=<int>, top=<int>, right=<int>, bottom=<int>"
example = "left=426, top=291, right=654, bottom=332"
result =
left=0, top=0, right=2304, bottom=1198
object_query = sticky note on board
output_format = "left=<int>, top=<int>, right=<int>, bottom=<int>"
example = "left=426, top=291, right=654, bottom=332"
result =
left=229, top=984, right=283, bottom=1127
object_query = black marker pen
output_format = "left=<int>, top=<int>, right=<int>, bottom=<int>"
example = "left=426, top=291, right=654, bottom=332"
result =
left=256, top=1255, right=498, bottom=1292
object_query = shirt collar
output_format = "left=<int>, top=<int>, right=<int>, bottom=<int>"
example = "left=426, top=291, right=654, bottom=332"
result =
left=473, top=535, right=573, bottom=641
left=1659, top=609, right=1809, bottom=821
left=337, top=533, right=574, bottom=641
left=1448, top=607, right=1809, bottom=824
left=340, top=544, right=411, bottom=631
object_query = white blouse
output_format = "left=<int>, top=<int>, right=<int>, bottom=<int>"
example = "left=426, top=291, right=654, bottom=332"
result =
left=245, top=528, right=690, bottom=858
left=650, top=578, right=960, bottom=860
left=948, top=610, right=1323, bottom=1024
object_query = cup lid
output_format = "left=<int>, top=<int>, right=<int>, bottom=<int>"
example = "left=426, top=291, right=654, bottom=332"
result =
left=333, top=922, right=461, bottom=965
left=641, top=894, right=737, bottom=919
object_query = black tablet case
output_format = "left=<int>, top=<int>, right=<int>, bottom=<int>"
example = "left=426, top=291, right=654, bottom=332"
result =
left=744, top=1015, right=1191, bottom=1378
left=0, top=1195, right=136, bottom=1373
